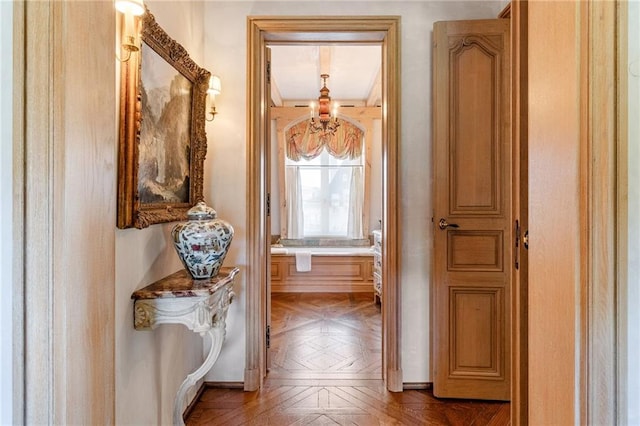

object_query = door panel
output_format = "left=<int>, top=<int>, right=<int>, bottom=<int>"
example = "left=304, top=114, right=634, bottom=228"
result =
left=451, top=40, right=501, bottom=213
left=432, top=19, right=511, bottom=401
left=450, top=287, right=502, bottom=375
left=448, top=231, right=503, bottom=271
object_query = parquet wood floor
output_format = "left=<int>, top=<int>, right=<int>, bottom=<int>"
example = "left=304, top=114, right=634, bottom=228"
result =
left=186, top=292, right=510, bottom=425
left=269, top=292, right=382, bottom=380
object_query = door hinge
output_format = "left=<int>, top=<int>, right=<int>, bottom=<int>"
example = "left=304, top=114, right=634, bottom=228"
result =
left=515, top=220, right=520, bottom=270
left=266, top=60, right=271, bottom=85
left=266, top=325, right=271, bottom=349
left=266, top=193, right=271, bottom=217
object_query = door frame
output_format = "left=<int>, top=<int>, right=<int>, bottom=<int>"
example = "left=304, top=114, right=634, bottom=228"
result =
left=509, top=1, right=529, bottom=423
left=245, top=16, right=402, bottom=392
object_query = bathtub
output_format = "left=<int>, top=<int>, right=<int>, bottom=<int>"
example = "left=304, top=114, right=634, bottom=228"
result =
left=270, top=245, right=375, bottom=293
left=270, top=246, right=374, bottom=256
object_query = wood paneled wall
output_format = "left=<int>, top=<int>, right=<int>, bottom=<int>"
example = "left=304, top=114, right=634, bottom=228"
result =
left=22, top=1, right=116, bottom=423
left=528, top=1, right=582, bottom=424
left=528, top=0, right=620, bottom=423
left=270, top=255, right=374, bottom=293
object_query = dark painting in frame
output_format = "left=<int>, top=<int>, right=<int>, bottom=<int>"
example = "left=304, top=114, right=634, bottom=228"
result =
left=117, top=7, right=210, bottom=229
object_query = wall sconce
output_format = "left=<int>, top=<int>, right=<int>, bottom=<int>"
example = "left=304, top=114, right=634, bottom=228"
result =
left=206, top=75, right=222, bottom=122
left=115, top=0, right=145, bottom=62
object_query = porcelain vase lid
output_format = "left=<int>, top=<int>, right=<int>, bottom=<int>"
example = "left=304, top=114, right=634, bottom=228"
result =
left=187, top=201, right=217, bottom=221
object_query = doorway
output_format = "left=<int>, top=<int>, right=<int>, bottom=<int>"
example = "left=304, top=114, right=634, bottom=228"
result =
left=267, top=42, right=383, bottom=379
left=246, top=16, right=401, bottom=392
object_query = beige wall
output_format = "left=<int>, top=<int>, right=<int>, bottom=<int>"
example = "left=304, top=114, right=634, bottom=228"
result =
left=202, top=1, right=505, bottom=384
left=114, top=2, right=210, bottom=424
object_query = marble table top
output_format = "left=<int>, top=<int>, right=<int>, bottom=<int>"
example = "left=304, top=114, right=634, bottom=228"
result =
left=131, top=267, right=239, bottom=300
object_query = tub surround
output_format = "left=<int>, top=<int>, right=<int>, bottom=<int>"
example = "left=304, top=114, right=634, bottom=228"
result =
left=276, top=237, right=372, bottom=247
left=271, top=246, right=374, bottom=256
left=271, top=252, right=374, bottom=293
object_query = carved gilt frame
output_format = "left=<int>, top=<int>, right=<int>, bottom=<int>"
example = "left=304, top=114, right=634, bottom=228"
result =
left=117, top=8, right=210, bottom=229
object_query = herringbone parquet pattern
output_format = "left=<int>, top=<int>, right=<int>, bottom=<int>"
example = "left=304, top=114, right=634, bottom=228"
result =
left=186, top=292, right=510, bottom=425
left=269, top=292, right=381, bottom=380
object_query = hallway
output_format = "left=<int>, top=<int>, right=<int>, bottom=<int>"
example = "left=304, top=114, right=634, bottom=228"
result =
left=186, top=293, right=510, bottom=425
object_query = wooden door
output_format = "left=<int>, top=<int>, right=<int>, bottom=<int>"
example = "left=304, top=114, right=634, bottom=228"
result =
left=432, top=19, right=511, bottom=400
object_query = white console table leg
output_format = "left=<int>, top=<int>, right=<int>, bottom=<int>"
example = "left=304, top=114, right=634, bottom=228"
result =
left=173, top=325, right=225, bottom=426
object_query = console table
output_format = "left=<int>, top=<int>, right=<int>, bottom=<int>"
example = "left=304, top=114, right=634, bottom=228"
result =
left=131, top=266, right=239, bottom=426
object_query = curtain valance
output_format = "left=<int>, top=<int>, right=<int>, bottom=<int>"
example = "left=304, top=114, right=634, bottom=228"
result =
left=285, top=120, right=364, bottom=161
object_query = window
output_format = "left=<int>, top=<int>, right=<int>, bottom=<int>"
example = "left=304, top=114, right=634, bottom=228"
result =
left=286, top=149, right=363, bottom=238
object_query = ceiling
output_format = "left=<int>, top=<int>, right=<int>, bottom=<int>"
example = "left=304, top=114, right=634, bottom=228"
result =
left=269, top=44, right=382, bottom=107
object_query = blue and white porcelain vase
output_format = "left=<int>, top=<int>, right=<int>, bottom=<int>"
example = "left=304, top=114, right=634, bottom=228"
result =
left=171, top=201, right=234, bottom=280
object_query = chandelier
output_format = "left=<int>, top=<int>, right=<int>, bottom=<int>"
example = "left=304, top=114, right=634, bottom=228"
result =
left=309, top=74, right=340, bottom=135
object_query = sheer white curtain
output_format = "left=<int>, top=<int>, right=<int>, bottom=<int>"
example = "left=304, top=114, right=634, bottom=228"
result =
left=285, top=166, right=304, bottom=239
left=347, top=167, right=363, bottom=239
